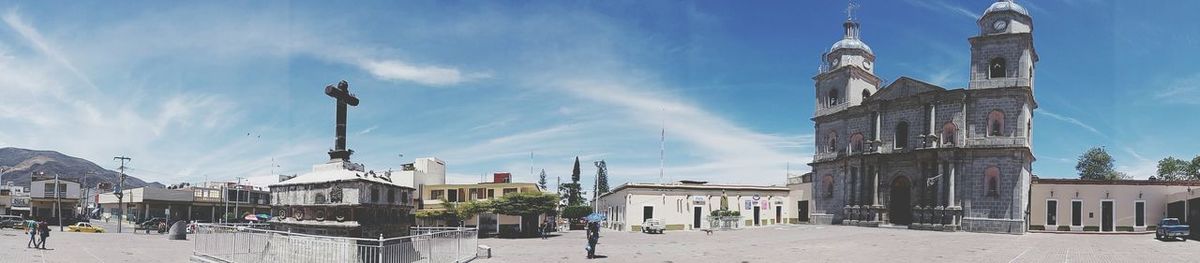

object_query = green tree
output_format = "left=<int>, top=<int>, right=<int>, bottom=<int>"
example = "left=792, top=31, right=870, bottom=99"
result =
left=595, top=160, right=609, bottom=194
left=562, top=156, right=585, bottom=206
left=537, top=169, right=548, bottom=190
left=490, top=192, right=559, bottom=217
left=1076, top=147, right=1119, bottom=180
left=561, top=205, right=594, bottom=219
left=1157, top=157, right=1191, bottom=181
left=1190, top=156, right=1200, bottom=179
left=415, top=199, right=491, bottom=226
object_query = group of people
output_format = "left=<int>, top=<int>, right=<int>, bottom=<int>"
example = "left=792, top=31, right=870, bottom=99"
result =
left=25, top=220, right=52, bottom=249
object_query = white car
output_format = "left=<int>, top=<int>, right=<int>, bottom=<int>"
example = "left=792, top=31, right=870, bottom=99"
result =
left=642, top=218, right=665, bottom=234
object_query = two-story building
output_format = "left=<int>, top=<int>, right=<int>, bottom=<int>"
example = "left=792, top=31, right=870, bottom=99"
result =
left=30, top=177, right=81, bottom=220
left=418, top=179, right=542, bottom=235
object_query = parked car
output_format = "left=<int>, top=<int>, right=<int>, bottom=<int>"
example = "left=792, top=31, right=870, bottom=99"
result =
left=1156, top=218, right=1189, bottom=241
left=136, top=217, right=166, bottom=230
left=642, top=218, right=665, bottom=234
left=67, top=222, right=105, bottom=233
left=0, top=215, right=24, bottom=229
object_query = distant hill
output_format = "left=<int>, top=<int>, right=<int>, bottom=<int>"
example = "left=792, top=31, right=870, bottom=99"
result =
left=0, top=147, right=151, bottom=189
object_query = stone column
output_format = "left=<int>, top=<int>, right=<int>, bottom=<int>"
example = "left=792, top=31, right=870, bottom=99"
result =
left=874, top=113, right=881, bottom=141
left=938, top=162, right=945, bottom=206
left=948, top=162, right=956, bottom=207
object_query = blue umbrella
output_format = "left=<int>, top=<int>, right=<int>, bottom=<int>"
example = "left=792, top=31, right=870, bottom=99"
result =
left=585, top=212, right=606, bottom=222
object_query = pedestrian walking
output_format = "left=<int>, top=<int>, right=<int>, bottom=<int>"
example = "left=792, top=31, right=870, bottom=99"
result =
left=585, top=221, right=600, bottom=259
left=539, top=222, right=548, bottom=239
left=25, top=220, right=38, bottom=248
left=36, top=221, right=51, bottom=249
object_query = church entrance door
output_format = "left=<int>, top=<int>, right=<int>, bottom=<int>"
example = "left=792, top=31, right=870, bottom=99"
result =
left=889, top=176, right=912, bottom=225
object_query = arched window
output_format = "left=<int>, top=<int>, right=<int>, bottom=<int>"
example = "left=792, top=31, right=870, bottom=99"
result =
left=985, top=166, right=1000, bottom=197
left=828, top=89, right=840, bottom=107
left=861, top=90, right=871, bottom=101
left=989, top=58, right=1006, bottom=79
left=850, top=133, right=865, bottom=153
left=826, top=132, right=838, bottom=153
left=894, top=121, right=909, bottom=149
left=941, top=122, right=957, bottom=146
left=988, top=110, right=1005, bottom=137
left=823, top=175, right=834, bottom=198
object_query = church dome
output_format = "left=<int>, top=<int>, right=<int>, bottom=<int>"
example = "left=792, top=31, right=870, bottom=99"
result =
left=830, top=38, right=872, bottom=54
left=983, top=0, right=1029, bottom=17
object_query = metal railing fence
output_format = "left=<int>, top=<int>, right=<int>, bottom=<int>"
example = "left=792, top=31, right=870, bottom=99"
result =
left=193, top=223, right=477, bottom=263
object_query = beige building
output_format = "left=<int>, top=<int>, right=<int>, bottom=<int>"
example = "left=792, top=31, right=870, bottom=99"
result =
left=596, top=181, right=791, bottom=232
left=417, top=182, right=543, bottom=235
left=788, top=173, right=814, bottom=223
left=1029, top=178, right=1200, bottom=233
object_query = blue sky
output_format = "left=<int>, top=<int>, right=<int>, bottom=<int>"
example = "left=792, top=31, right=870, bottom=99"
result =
left=1, top=0, right=1197, bottom=189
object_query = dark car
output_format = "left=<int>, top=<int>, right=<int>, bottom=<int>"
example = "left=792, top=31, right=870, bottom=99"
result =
left=136, top=217, right=166, bottom=230
left=0, top=215, right=24, bottom=229
left=1156, top=218, right=1190, bottom=241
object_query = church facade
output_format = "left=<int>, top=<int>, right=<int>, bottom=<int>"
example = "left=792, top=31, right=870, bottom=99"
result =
left=809, top=0, right=1037, bottom=234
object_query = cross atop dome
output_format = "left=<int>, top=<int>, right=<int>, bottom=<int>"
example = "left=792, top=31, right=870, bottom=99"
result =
left=844, top=0, right=860, bottom=21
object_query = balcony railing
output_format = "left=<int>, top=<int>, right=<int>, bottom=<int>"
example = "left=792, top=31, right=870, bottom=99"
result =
left=41, top=192, right=68, bottom=198
left=963, top=137, right=1030, bottom=148
left=814, top=102, right=851, bottom=117
left=192, top=224, right=478, bottom=263
left=969, top=78, right=1032, bottom=89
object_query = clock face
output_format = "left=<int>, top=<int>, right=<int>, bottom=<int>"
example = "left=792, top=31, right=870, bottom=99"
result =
left=992, top=20, right=1008, bottom=31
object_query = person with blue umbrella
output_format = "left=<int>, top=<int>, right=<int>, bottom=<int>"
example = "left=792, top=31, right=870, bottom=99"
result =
left=584, top=212, right=605, bottom=259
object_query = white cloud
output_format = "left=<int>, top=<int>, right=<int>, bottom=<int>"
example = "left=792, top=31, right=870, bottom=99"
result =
left=1035, top=109, right=1105, bottom=137
left=903, top=0, right=980, bottom=21
left=359, top=59, right=489, bottom=86
left=2, top=9, right=96, bottom=90
left=1154, top=73, right=1200, bottom=105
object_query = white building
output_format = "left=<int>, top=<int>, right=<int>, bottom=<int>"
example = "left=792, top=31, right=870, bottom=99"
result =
left=596, top=180, right=792, bottom=232
left=30, top=178, right=81, bottom=219
left=395, top=157, right=446, bottom=196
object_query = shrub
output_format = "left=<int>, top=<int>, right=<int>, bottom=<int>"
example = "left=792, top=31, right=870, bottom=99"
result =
left=1029, top=225, right=1045, bottom=230
left=1116, top=226, right=1134, bottom=232
left=561, top=205, right=594, bottom=219
left=1057, top=225, right=1071, bottom=231
left=1083, top=226, right=1100, bottom=232
left=1147, top=225, right=1157, bottom=231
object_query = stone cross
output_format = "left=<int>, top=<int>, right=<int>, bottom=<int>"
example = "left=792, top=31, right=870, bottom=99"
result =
left=845, top=0, right=860, bottom=20
left=325, top=80, right=360, bottom=162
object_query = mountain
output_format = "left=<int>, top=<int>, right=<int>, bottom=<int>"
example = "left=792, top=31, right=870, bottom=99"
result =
left=0, top=147, right=150, bottom=189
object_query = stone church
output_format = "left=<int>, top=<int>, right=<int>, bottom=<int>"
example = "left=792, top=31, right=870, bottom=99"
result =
left=809, top=0, right=1036, bottom=234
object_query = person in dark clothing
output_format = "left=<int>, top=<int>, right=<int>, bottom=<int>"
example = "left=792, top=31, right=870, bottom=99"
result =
left=585, top=221, right=600, bottom=259
left=36, top=221, right=50, bottom=249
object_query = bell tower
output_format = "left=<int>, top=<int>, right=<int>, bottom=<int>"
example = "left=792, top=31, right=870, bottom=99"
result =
left=968, top=0, right=1037, bottom=90
left=814, top=2, right=880, bottom=117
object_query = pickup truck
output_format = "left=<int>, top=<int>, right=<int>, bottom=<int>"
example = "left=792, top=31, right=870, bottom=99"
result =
left=642, top=218, right=665, bottom=234
left=1156, top=218, right=1189, bottom=241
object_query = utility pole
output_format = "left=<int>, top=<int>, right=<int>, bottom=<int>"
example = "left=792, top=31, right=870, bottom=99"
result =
left=114, top=156, right=130, bottom=233
left=234, top=177, right=244, bottom=221
left=55, top=173, right=63, bottom=231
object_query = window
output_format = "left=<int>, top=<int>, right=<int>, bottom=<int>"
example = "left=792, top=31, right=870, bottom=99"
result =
left=1135, top=201, right=1146, bottom=227
left=850, top=133, right=865, bottom=153
left=1071, top=200, right=1083, bottom=226
left=894, top=122, right=909, bottom=149
left=371, top=188, right=380, bottom=203
left=487, top=189, right=495, bottom=199
left=987, top=110, right=1005, bottom=137
left=941, top=122, right=957, bottom=146
left=387, top=189, right=395, bottom=203
left=502, top=188, right=518, bottom=196
left=1046, top=200, right=1058, bottom=226
left=989, top=57, right=1006, bottom=78
left=830, top=132, right=840, bottom=153
left=862, top=90, right=871, bottom=101
left=984, top=166, right=1000, bottom=197
left=468, top=188, right=479, bottom=200
left=822, top=175, right=834, bottom=198
left=828, top=89, right=840, bottom=107
left=475, top=188, right=486, bottom=199
left=447, top=189, right=459, bottom=202
left=431, top=189, right=444, bottom=200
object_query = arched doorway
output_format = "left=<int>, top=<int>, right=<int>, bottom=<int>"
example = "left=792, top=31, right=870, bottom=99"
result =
left=889, top=176, right=913, bottom=225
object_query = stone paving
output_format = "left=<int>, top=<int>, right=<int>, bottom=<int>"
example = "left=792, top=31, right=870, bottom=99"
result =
left=0, top=222, right=191, bottom=263
left=476, top=224, right=1200, bottom=263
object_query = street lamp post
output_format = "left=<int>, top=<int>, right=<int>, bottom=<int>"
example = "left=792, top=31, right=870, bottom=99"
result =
left=55, top=173, right=63, bottom=232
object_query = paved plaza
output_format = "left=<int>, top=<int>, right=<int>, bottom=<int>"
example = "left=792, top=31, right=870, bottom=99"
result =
left=477, top=224, right=1200, bottom=263
left=0, top=221, right=191, bottom=263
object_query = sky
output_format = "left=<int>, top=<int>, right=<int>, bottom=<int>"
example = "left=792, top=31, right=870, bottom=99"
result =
left=1, top=0, right=1198, bottom=190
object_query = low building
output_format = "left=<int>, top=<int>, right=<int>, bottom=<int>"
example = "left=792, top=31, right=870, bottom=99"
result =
left=1029, top=177, right=1200, bottom=233
left=596, top=180, right=791, bottom=232
left=270, top=162, right=417, bottom=238
left=1165, top=185, right=1200, bottom=239
left=417, top=181, right=542, bottom=235
left=184, top=182, right=271, bottom=222
left=787, top=173, right=814, bottom=223
left=3, top=183, right=30, bottom=217
left=30, top=177, right=80, bottom=220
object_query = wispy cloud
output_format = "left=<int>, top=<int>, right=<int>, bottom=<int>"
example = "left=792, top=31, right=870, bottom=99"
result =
left=2, top=9, right=96, bottom=90
left=1035, top=109, right=1105, bottom=137
left=1154, top=73, right=1200, bottom=105
left=357, top=125, right=379, bottom=135
left=902, top=0, right=980, bottom=20
left=358, top=59, right=491, bottom=86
